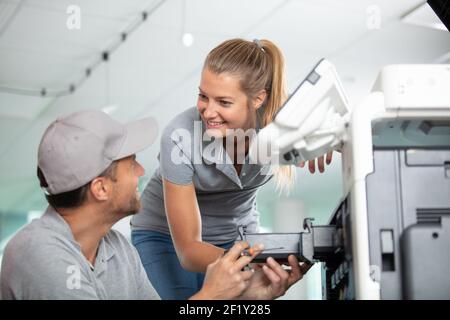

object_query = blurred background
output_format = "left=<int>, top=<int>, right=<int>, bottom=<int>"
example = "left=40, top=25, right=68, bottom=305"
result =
left=0, top=0, right=449, bottom=299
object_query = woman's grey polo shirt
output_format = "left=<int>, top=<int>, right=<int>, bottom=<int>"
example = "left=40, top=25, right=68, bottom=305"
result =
left=131, top=107, right=273, bottom=245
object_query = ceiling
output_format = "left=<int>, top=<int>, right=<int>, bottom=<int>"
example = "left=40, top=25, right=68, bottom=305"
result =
left=0, top=0, right=449, bottom=213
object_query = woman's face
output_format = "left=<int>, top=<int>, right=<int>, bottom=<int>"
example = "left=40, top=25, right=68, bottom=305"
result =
left=197, top=68, right=259, bottom=138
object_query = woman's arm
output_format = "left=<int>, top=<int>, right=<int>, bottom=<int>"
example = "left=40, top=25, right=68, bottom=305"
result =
left=163, top=178, right=224, bottom=272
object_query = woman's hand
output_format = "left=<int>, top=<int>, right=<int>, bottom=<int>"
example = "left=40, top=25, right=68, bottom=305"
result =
left=238, top=255, right=312, bottom=300
left=298, top=151, right=333, bottom=173
left=191, top=242, right=263, bottom=300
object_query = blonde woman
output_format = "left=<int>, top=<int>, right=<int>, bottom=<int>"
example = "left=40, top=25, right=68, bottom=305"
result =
left=131, top=38, right=332, bottom=299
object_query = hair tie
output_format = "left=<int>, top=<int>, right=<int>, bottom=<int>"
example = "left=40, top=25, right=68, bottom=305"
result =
left=253, top=39, right=265, bottom=52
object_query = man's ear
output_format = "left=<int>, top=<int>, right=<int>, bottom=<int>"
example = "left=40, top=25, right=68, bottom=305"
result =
left=89, top=177, right=110, bottom=201
left=252, top=89, right=267, bottom=110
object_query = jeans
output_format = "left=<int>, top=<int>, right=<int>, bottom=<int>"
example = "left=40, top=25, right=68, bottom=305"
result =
left=132, top=230, right=234, bottom=300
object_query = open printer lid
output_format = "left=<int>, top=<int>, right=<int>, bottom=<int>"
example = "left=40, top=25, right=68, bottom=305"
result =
left=249, top=59, right=351, bottom=165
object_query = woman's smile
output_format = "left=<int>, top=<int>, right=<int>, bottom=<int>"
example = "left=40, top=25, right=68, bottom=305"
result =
left=205, top=119, right=226, bottom=129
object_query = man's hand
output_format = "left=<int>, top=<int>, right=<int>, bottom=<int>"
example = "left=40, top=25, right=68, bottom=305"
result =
left=238, top=255, right=312, bottom=300
left=298, top=151, right=333, bottom=173
left=192, top=242, right=263, bottom=300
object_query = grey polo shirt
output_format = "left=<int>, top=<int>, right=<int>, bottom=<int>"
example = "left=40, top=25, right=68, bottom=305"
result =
left=0, top=206, right=160, bottom=300
left=131, top=107, right=273, bottom=245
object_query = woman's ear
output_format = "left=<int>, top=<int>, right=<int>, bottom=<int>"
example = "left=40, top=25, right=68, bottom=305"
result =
left=252, top=89, right=267, bottom=110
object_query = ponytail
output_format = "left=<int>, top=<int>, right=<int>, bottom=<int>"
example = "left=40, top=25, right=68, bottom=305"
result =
left=258, top=40, right=295, bottom=193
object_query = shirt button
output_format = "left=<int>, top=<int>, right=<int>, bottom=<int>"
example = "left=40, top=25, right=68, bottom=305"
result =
left=242, top=172, right=246, bottom=176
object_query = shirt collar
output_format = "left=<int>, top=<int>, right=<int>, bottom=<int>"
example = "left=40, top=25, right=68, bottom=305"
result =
left=41, top=206, right=79, bottom=246
left=198, top=120, right=241, bottom=188
left=40, top=206, right=115, bottom=265
left=197, top=110, right=265, bottom=189
left=199, top=112, right=262, bottom=162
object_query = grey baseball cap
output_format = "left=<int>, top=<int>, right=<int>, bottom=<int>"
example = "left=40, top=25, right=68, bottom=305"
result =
left=38, top=110, right=158, bottom=195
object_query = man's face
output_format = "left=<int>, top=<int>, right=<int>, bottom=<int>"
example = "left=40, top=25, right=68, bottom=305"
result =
left=110, top=155, right=145, bottom=216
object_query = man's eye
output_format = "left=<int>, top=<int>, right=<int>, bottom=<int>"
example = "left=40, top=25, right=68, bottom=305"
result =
left=220, top=100, right=232, bottom=106
left=198, top=93, right=207, bottom=100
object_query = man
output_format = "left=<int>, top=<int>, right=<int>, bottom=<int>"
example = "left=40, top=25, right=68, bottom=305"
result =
left=0, top=110, right=307, bottom=300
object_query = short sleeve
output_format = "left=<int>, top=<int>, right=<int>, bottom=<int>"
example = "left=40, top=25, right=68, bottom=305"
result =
left=1, top=240, right=99, bottom=300
left=159, top=125, right=195, bottom=185
left=131, top=248, right=161, bottom=300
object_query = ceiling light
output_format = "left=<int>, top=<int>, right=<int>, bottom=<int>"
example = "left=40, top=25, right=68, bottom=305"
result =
left=182, top=32, right=194, bottom=47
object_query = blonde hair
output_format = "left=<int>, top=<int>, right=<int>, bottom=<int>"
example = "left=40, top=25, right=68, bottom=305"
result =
left=204, top=38, right=295, bottom=192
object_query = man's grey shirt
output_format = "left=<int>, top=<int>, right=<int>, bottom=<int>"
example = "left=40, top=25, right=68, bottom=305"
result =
left=131, top=107, right=273, bottom=245
left=0, top=206, right=160, bottom=300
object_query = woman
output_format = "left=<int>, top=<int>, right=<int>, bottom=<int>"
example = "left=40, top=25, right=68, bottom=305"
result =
left=131, top=38, right=332, bottom=299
